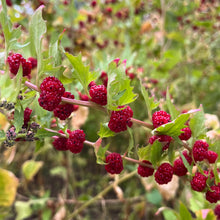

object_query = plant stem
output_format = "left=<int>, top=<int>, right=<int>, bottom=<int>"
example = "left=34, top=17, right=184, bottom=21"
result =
left=131, top=118, right=154, bottom=130
left=67, top=170, right=137, bottom=219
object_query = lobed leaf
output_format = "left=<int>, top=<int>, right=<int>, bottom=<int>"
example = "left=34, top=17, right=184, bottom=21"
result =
left=22, top=160, right=43, bottom=181
left=98, top=123, right=115, bottom=138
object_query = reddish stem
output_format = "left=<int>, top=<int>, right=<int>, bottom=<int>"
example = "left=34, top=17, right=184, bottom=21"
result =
left=131, top=118, right=154, bottom=130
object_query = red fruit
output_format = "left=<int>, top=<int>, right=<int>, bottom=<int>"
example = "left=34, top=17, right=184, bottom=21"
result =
left=40, top=76, right=65, bottom=96
left=67, top=130, right=85, bottom=154
left=7, top=53, right=23, bottom=75
left=182, top=150, right=193, bottom=165
left=23, top=107, right=32, bottom=127
left=89, top=85, right=107, bottom=106
left=88, top=81, right=96, bottom=88
left=206, top=185, right=220, bottom=203
left=137, top=160, right=154, bottom=177
left=21, top=57, right=32, bottom=77
left=100, top=71, right=108, bottom=87
left=173, top=158, right=187, bottom=176
left=78, top=92, right=89, bottom=101
left=149, top=135, right=172, bottom=150
left=6, top=0, right=12, bottom=6
left=91, top=0, right=97, bottom=7
left=154, top=163, right=173, bottom=184
left=105, top=153, right=123, bottom=174
left=214, top=204, right=220, bottom=218
left=192, top=140, right=209, bottom=162
left=152, top=110, right=171, bottom=128
left=108, top=106, right=133, bottom=133
left=28, top=57, right=37, bottom=69
left=38, top=91, right=62, bottom=111
left=179, top=127, right=192, bottom=141
left=190, top=172, right=207, bottom=192
left=53, top=92, right=76, bottom=120
left=52, top=130, right=68, bottom=151
left=206, top=151, right=218, bottom=164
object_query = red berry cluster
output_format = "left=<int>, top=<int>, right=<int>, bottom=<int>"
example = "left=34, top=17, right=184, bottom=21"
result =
left=149, top=134, right=172, bottom=151
left=105, top=152, right=123, bottom=174
left=53, top=92, right=78, bottom=120
left=89, top=85, right=107, bottom=106
left=53, top=129, right=85, bottom=154
left=108, top=106, right=133, bottom=133
left=152, top=110, right=171, bottom=128
left=7, top=53, right=33, bottom=78
left=38, top=76, right=65, bottom=111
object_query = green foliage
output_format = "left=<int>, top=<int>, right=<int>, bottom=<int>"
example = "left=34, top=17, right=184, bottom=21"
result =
left=22, top=160, right=43, bottom=181
left=107, top=61, right=138, bottom=110
left=179, top=202, right=193, bottom=220
left=94, top=144, right=109, bottom=165
left=29, top=6, right=46, bottom=75
left=166, top=89, right=179, bottom=120
left=189, top=106, right=206, bottom=139
left=65, top=53, right=99, bottom=94
left=14, top=103, right=24, bottom=132
left=153, top=113, right=190, bottom=137
left=137, top=145, right=151, bottom=161
left=146, top=189, right=162, bottom=206
left=140, top=82, right=159, bottom=119
left=98, top=123, right=115, bottom=138
left=150, top=140, right=163, bottom=166
left=0, top=168, right=18, bottom=207
left=179, top=151, right=193, bottom=175
left=35, top=128, right=57, bottom=139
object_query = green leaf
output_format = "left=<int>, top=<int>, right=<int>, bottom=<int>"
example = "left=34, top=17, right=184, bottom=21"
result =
left=163, top=209, right=179, bottom=220
left=146, top=189, right=162, bottom=206
left=127, top=127, right=134, bottom=157
left=95, top=144, right=109, bottom=165
left=153, top=113, right=190, bottom=137
left=35, top=140, right=45, bottom=153
left=15, top=201, right=32, bottom=220
left=137, top=145, right=151, bottom=161
left=0, top=168, right=18, bottom=206
left=140, top=82, right=159, bottom=119
left=179, top=151, right=193, bottom=175
left=166, top=89, right=179, bottom=120
left=29, top=5, right=46, bottom=73
left=98, top=123, right=115, bottom=138
left=189, top=106, right=206, bottom=139
left=107, top=61, right=138, bottom=110
left=0, top=130, right=5, bottom=139
left=179, top=202, right=193, bottom=220
left=50, top=166, right=67, bottom=179
left=22, top=160, right=43, bottom=181
left=35, top=128, right=58, bottom=139
left=14, top=104, right=24, bottom=132
left=189, top=191, right=205, bottom=212
left=65, top=53, right=98, bottom=93
left=150, top=140, right=163, bottom=166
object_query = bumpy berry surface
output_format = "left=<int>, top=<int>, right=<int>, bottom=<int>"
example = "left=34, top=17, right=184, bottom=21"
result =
left=28, top=57, right=37, bottom=69
left=38, top=77, right=65, bottom=111
left=192, top=140, right=209, bottom=162
left=108, top=106, right=133, bottom=133
left=105, top=153, right=123, bottom=174
left=52, top=130, right=68, bottom=151
left=173, top=158, right=187, bottom=176
left=40, top=76, right=65, bottom=96
left=23, top=107, right=32, bottom=127
left=7, top=53, right=23, bottom=75
left=149, top=135, right=172, bottom=150
left=154, top=163, right=173, bottom=184
left=178, top=127, right=192, bottom=141
left=100, top=71, right=108, bottom=87
left=21, top=57, right=32, bottom=77
left=214, top=204, right=220, bottom=218
left=67, top=130, right=85, bottom=154
left=182, top=150, right=193, bottom=165
left=38, top=91, right=62, bottom=111
left=206, top=150, right=218, bottom=164
left=78, top=92, right=89, bottom=101
left=152, top=110, right=171, bottom=128
left=53, top=92, right=76, bottom=120
left=137, top=160, right=154, bottom=177
left=205, top=185, right=220, bottom=203
left=190, top=172, right=207, bottom=192
left=89, top=85, right=107, bottom=105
